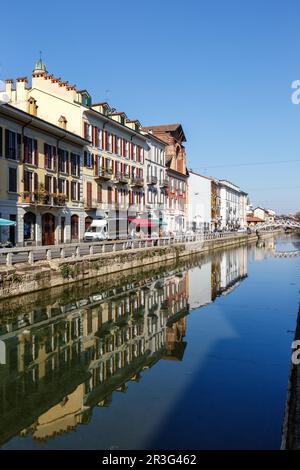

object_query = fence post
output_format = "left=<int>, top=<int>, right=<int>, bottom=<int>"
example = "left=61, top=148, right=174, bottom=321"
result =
left=6, top=252, right=12, bottom=267
left=28, top=251, right=34, bottom=265
left=76, top=246, right=80, bottom=257
left=89, top=245, right=94, bottom=256
left=60, top=248, right=65, bottom=259
left=46, top=249, right=52, bottom=261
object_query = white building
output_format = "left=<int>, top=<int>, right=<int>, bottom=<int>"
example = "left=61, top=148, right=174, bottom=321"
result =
left=187, top=170, right=212, bottom=232
left=219, top=180, right=247, bottom=230
left=142, top=132, right=168, bottom=231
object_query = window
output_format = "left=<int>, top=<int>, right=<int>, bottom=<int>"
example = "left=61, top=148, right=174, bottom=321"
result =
left=44, top=144, right=55, bottom=170
left=5, top=129, right=21, bottom=160
left=117, top=137, right=121, bottom=155
left=125, top=141, right=129, bottom=158
left=24, top=137, right=38, bottom=165
left=84, top=151, right=93, bottom=169
left=71, top=181, right=79, bottom=200
left=58, top=178, right=65, bottom=194
left=24, top=170, right=33, bottom=192
left=8, top=167, right=17, bottom=192
left=71, top=153, right=80, bottom=177
left=108, top=133, right=112, bottom=152
left=24, top=212, right=36, bottom=241
left=71, top=214, right=79, bottom=240
left=58, top=149, right=69, bottom=173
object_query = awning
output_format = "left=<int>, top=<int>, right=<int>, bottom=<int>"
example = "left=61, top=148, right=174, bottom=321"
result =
left=128, top=218, right=158, bottom=228
left=0, top=218, right=16, bottom=226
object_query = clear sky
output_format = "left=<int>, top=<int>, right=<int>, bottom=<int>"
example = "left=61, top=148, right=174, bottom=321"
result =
left=1, top=0, right=299, bottom=213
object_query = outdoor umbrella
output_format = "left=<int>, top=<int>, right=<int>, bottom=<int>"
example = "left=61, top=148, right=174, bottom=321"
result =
left=0, top=218, right=16, bottom=226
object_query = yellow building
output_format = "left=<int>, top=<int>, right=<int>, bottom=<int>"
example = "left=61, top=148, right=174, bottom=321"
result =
left=1, top=59, right=151, bottom=238
left=0, top=103, right=87, bottom=245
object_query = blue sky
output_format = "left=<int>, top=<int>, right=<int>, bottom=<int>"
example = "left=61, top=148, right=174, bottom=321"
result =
left=1, top=0, right=299, bottom=213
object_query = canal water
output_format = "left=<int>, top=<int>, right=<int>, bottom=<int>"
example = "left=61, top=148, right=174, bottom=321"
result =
left=0, top=234, right=299, bottom=450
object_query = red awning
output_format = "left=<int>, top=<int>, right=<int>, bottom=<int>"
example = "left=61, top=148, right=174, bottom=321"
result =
left=129, top=218, right=158, bottom=228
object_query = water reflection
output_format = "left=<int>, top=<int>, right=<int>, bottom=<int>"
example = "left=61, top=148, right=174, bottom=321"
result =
left=0, top=245, right=250, bottom=447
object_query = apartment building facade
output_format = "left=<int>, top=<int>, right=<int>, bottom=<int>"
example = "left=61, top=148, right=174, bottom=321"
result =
left=0, top=59, right=150, bottom=241
left=142, top=124, right=188, bottom=234
left=0, top=103, right=87, bottom=246
left=187, top=170, right=211, bottom=232
left=142, top=131, right=168, bottom=231
left=219, top=180, right=248, bottom=230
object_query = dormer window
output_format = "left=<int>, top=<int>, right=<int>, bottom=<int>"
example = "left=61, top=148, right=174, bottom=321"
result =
left=58, top=115, right=67, bottom=130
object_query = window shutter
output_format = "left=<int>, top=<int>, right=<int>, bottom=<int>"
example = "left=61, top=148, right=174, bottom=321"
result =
left=77, top=154, right=81, bottom=176
left=84, top=151, right=87, bottom=166
left=34, top=140, right=38, bottom=166
left=0, top=126, right=2, bottom=157
left=53, top=146, right=57, bottom=171
left=23, top=136, right=28, bottom=163
left=77, top=182, right=80, bottom=201
left=65, top=151, right=69, bottom=174
left=34, top=173, right=38, bottom=191
left=94, top=154, right=98, bottom=176
left=53, top=177, right=57, bottom=194
left=66, top=180, right=69, bottom=199
left=97, top=183, right=102, bottom=203
left=84, top=122, right=88, bottom=139
left=5, top=129, right=9, bottom=158
left=44, top=143, right=48, bottom=168
left=17, top=134, right=21, bottom=161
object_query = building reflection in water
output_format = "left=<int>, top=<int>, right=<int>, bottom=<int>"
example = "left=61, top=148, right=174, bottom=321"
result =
left=0, top=245, right=248, bottom=446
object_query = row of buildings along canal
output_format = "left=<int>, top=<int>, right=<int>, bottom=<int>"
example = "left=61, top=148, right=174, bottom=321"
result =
left=0, top=58, right=248, bottom=246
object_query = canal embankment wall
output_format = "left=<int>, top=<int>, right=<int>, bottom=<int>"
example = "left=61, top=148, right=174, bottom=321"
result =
left=0, top=231, right=275, bottom=300
left=281, top=305, right=300, bottom=450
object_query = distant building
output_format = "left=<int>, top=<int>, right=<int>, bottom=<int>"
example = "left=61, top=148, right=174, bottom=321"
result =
left=187, top=170, right=211, bottom=232
left=219, top=180, right=247, bottom=230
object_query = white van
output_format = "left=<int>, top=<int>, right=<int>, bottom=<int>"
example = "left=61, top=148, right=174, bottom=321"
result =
left=84, top=216, right=128, bottom=242
left=84, top=219, right=108, bottom=242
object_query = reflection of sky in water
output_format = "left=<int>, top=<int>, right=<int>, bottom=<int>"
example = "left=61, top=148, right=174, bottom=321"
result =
left=2, top=236, right=300, bottom=450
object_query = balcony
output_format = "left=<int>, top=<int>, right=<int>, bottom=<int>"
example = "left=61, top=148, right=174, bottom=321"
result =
left=130, top=176, right=144, bottom=188
left=160, top=178, right=169, bottom=188
left=95, top=168, right=113, bottom=181
left=20, top=192, right=67, bottom=207
left=115, top=172, right=130, bottom=184
left=147, top=176, right=158, bottom=185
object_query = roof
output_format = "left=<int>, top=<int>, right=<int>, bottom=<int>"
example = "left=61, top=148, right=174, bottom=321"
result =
left=141, top=123, right=186, bottom=142
left=1, top=104, right=88, bottom=147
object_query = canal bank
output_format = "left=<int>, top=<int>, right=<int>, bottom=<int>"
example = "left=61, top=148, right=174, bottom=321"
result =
left=0, top=232, right=275, bottom=299
left=281, top=305, right=300, bottom=450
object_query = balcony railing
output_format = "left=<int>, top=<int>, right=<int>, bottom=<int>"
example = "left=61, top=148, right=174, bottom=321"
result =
left=130, top=176, right=144, bottom=187
left=20, top=192, right=67, bottom=207
left=147, top=176, right=158, bottom=185
left=115, top=172, right=130, bottom=184
left=95, top=168, right=113, bottom=181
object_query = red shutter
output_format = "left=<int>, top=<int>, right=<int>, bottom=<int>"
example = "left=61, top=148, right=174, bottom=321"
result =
left=137, top=145, right=140, bottom=162
left=87, top=182, right=92, bottom=206
left=34, top=140, right=38, bottom=166
left=84, top=122, right=88, bottom=139
left=95, top=127, right=99, bottom=147
left=97, top=183, right=102, bottom=203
